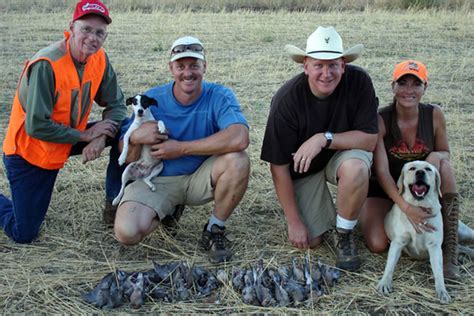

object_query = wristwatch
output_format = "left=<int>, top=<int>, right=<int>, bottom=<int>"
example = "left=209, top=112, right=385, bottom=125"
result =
left=324, top=132, right=334, bottom=148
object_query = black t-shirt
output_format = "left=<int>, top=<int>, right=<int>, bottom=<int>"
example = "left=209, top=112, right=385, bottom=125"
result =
left=260, top=64, right=378, bottom=179
left=367, top=103, right=434, bottom=198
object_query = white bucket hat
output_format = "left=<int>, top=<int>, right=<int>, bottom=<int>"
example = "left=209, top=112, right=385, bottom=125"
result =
left=285, top=26, right=363, bottom=63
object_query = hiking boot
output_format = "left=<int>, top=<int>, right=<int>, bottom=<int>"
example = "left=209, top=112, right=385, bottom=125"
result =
left=200, top=223, right=232, bottom=263
left=441, top=193, right=461, bottom=280
left=161, top=205, right=185, bottom=236
left=335, top=229, right=361, bottom=272
left=103, top=199, right=117, bottom=227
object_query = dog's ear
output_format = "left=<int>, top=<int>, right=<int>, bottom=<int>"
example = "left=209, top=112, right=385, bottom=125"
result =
left=397, top=165, right=406, bottom=195
left=434, top=167, right=442, bottom=198
left=141, top=95, right=158, bottom=108
left=126, top=97, right=134, bottom=106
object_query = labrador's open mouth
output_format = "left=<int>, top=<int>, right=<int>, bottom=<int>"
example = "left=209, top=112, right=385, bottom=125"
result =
left=409, top=181, right=430, bottom=200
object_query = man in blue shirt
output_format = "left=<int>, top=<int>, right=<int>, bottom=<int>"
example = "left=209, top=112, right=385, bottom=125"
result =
left=113, top=36, right=250, bottom=263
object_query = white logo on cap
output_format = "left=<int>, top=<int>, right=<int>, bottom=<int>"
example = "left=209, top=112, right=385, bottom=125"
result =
left=82, top=3, right=106, bottom=13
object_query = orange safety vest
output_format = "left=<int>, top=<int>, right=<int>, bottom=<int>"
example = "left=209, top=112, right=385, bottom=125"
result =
left=3, top=32, right=106, bottom=170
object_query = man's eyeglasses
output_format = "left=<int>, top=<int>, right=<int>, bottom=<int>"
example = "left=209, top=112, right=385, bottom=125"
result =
left=77, top=25, right=108, bottom=40
left=171, top=44, right=204, bottom=54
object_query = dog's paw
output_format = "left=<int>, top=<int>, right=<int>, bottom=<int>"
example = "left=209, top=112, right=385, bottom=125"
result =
left=118, top=155, right=126, bottom=166
left=437, top=289, right=451, bottom=304
left=157, top=120, right=166, bottom=134
left=376, top=279, right=392, bottom=295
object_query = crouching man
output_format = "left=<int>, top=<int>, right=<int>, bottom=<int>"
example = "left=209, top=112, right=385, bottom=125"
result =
left=113, top=36, right=250, bottom=263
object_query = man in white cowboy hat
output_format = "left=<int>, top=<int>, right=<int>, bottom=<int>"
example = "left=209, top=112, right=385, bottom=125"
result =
left=261, top=26, right=378, bottom=271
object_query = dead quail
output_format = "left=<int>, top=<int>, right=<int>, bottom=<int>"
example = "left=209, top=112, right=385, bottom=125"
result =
left=148, top=285, right=171, bottom=302
left=271, top=272, right=290, bottom=307
left=152, top=261, right=179, bottom=283
left=106, top=278, right=123, bottom=309
left=253, top=267, right=275, bottom=307
left=129, top=272, right=145, bottom=309
left=175, top=278, right=191, bottom=301
left=284, top=279, right=306, bottom=305
left=278, top=265, right=290, bottom=280
left=256, top=259, right=273, bottom=289
left=291, top=257, right=305, bottom=283
left=82, top=272, right=114, bottom=308
left=232, top=268, right=245, bottom=292
left=244, top=269, right=254, bottom=287
left=311, top=262, right=322, bottom=282
left=192, top=265, right=209, bottom=288
left=242, top=284, right=258, bottom=305
left=321, top=264, right=341, bottom=287
left=216, top=269, right=228, bottom=285
left=304, top=255, right=323, bottom=296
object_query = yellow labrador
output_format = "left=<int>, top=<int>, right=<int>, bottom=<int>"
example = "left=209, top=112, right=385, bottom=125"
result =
left=376, top=161, right=451, bottom=304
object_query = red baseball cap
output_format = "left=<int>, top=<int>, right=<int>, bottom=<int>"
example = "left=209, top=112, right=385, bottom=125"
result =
left=73, top=0, right=112, bottom=24
left=392, top=60, right=428, bottom=84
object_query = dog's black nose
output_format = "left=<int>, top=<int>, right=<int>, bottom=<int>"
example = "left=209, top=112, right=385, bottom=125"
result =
left=138, top=109, right=143, bottom=116
left=415, top=170, right=426, bottom=178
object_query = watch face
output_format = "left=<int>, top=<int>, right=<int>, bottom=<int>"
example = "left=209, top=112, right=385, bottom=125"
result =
left=325, top=132, right=333, bottom=140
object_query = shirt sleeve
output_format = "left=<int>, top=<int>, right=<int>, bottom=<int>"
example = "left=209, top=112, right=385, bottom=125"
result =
left=24, top=60, right=81, bottom=144
left=214, top=86, right=249, bottom=130
left=351, top=70, right=379, bottom=134
left=260, top=97, right=297, bottom=165
left=94, top=53, right=127, bottom=123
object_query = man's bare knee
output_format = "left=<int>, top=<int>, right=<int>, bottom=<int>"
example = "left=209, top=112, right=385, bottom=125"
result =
left=114, top=223, right=142, bottom=245
left=338, top=159, right=369, bottom=184
left=221, top=151, right=250, bottom=175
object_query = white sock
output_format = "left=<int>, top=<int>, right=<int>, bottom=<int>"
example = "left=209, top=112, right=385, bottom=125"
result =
left=336, top=214, right=358, bottom=232
left=207, top=214, right=225, bottom=232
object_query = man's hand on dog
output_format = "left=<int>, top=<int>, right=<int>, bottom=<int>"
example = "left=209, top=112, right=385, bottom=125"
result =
left=130, top=121, right=168, bottom=145
left=150, top=139, right=185, bottom=160
left=404, top=204, right=437, bottom=233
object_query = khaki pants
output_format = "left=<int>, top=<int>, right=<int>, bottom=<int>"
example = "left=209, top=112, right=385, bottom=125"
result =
left=293, top=149, right=372, bottom=239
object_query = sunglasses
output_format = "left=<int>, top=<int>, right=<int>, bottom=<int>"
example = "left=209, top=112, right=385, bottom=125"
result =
left=171, top=44, right=204, bottom=54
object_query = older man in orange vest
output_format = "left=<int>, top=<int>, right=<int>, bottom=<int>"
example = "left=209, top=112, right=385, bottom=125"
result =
left=0, top=0, right=127, bottom=243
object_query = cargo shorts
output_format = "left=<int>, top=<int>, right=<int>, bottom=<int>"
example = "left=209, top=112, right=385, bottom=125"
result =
left=293, top=149, right=373, bottom=239
left=120, top=156, right=216, bottom=220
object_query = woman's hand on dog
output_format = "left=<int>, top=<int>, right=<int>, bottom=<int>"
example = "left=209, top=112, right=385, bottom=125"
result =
left=403, top=204, right=437, bottom=233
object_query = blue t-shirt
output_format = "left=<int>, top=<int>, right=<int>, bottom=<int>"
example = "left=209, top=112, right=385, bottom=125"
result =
left=121, top=81, right=248, bottom=176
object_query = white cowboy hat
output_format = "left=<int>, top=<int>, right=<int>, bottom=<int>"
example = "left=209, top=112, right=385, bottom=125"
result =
left=285, top=26, right=363, bottom=63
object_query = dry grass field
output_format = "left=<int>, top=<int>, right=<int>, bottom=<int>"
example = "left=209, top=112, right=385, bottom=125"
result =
left=0, top=3, right=473, bottom=314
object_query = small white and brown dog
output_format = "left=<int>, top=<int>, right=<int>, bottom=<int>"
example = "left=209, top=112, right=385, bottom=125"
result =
left=112, top=94, right=166, bottom=206
left=376, top=160, right=451, bottom=304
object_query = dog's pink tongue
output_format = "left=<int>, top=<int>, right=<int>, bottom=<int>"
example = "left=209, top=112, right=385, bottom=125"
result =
left=412, top=184, right=428, bottom=195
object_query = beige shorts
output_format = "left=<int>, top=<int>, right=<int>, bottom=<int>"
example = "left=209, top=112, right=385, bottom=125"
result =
left=120, top=156, right=216, bottom=220
left=293, top=149, right=373, bottom=239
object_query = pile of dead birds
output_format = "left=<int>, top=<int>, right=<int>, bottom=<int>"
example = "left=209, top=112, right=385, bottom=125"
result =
left=81, top=256, right=341, bottom=309
left=82, top=261, right=221, bottom=309
left=232, top=256, right=341, bottom=307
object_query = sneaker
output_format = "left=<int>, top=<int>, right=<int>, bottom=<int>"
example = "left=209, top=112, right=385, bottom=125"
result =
left=161, top=205, right=185, bottom=236
left=103, top=199, right=117, bottom=227
left=200, top=223, right=232, bottom=263
left=335, top=229, right=361, bottom=272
